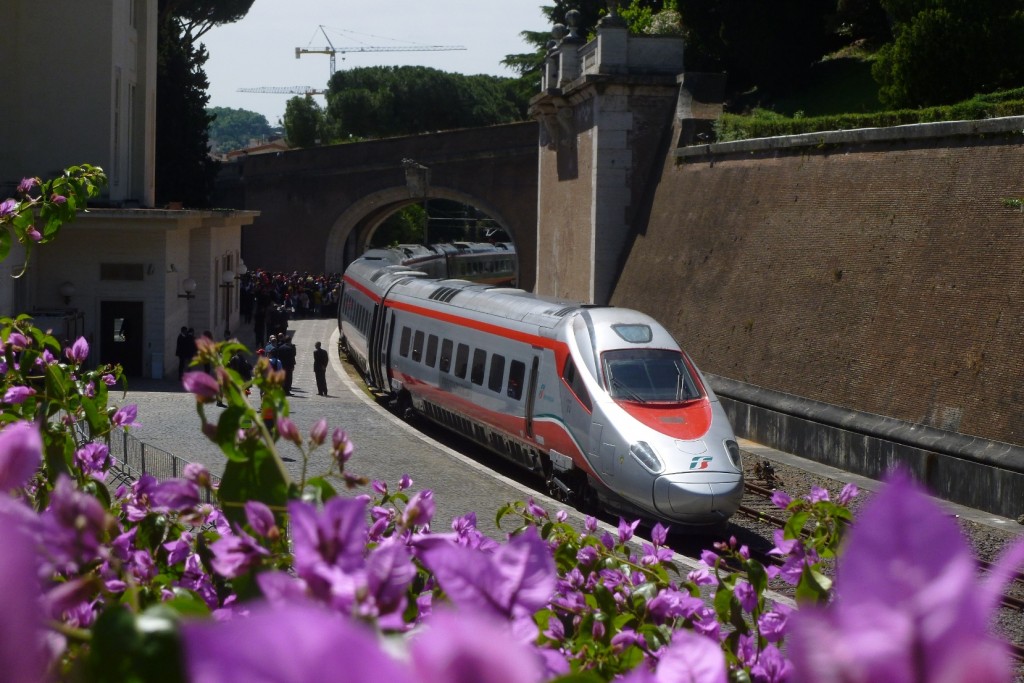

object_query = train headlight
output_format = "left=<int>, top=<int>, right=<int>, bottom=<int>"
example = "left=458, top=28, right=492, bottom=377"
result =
left=629, top=441, right=664, bottom=474
left=724, top=439, right=742, bottom=470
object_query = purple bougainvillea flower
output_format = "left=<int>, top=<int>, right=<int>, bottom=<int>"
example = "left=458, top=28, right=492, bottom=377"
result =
left=398, top=474, right=413, bottom=490
left=734, top=580, right=758, bottom=613
left=111, top=404, right=138, bottom=427
left=416, top=525, right=555, bottom=640
left=836, top=482, right=859, bottom=505
left=50, top=193, right=67, bottom=205
left=65, top=336, right=89, bottom=364
left=74, top=442, right=111, bottom=476
left=332, top=428, right=354, bottom=464
left=182, top=602, right=411, bottom=683
left=150, top=478, right=200, bottom=512
left=289, top=497, right=368, bottom=592
left=25, top=226, right=42, bottom=242
left=309, top=418, right=328, bottom=446
left=4, top=385, right=36, bottom=404
left=770, top=490, right=792, bottom=509
left=184, top=462, right=211, bottom=488
left=409, top=608, right=543, bottom=683
left=0, top=505, right=46, bottom=683
left=209, top=528, right=269, bottom=579
left=183, top=371, right=219, bottom=401
left=0, top=421, right=42, bottom=491
left=276, top=417, right=300, bottom=444
left=655, top=629, right=728, bottom=683
left=244, top=500, right=278, bottom=539
left=401, top=489, right=435, bottom=528
left=6, top=332, right=28, bottom=350
left=16, top=177, right=37, bottom=194
left=788, top=471, right=1015, bottom=683
left=617, top=517, right=640, bottom=544
left=0, top=199, right=17, bottom=219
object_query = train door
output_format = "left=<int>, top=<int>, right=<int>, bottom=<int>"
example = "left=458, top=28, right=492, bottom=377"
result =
left=559, top=356, right=594, bottom=462
left=380, top=309, right=397, bottom=387
left=524, top=355, right=540, bottom=437
left=367, top=303, right=385, bottom=389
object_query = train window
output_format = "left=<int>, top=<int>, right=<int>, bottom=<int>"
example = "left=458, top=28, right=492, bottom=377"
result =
left=611, top=324, right=653, bottom=344
left=603, top=349, right=702, bottom=403
left=488, top=354, right=505, bottom=393
left=563, top=358, right=593, bottom=411
left=471, top=349, right=486, bottom=385
left=399, top=327, right=411, bottom=358
left=412, top=330, right=424, bottom=363
left=440, top=339, right=453, bottom=373
left=507, top=360, right=525, bottom=400
left=454, top=343, right=469, bottom=378
left=425, top=335, right=438, bottom=368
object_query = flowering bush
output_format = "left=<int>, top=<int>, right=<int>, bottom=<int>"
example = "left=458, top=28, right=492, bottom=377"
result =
left=2, top=168, right=1023, bottom=683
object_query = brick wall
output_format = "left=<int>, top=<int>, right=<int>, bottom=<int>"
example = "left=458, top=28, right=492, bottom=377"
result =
left=612, top=126, right=1024, bottom=447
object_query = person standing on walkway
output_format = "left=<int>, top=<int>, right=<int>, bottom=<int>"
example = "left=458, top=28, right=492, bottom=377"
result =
left=276, top=334, right=297, bottom=395
left=175, top=326, right=191, bottom=380
left=313, top=341, right=329, bottom=396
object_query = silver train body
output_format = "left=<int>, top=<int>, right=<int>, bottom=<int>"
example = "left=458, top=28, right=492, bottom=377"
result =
left=360, top=242, right=516, bottom=286
left=338, top=258, right=744, bottom=526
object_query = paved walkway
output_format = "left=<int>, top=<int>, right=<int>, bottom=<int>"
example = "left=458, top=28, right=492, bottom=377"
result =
left=111, top=316, right=565, bottom=540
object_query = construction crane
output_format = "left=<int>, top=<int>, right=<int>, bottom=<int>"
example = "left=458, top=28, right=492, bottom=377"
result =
left=237, top=86, right=326, bottom=96
left=296, top=25, right=465, bottom=76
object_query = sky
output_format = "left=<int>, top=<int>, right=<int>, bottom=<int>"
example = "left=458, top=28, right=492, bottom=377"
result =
left=202, top=0, right=552, bottom=126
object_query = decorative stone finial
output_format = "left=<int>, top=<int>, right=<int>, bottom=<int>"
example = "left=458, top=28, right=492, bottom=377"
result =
left=598, top=0, right=627, bottom=28
left=563, top=9, right=585, bottom=43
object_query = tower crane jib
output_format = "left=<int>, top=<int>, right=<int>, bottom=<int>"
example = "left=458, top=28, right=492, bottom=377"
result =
left=295, top=24, right=465, bottom=76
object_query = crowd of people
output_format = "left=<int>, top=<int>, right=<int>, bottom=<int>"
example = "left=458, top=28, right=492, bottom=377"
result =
left=239, top=269, right=342, bottom=350
left=175, top=269, right=344, bottom=401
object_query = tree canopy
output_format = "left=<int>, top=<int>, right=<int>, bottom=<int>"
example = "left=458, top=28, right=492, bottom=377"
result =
left=283, top=97, right=328, bottom=148
left=207, top=107, right=275, bottom=155
left=324, top=66, right=529, bottom=140
left=155, top=0, right=254, bottom=206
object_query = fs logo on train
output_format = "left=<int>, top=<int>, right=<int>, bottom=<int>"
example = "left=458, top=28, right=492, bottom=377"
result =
left=689, top=456, right=713, bottom=470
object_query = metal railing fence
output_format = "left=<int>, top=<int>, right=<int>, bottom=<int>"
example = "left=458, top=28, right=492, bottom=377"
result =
left=108, top=428, right=220, bottom=504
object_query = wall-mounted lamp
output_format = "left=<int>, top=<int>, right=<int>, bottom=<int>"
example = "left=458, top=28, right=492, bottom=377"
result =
left=178, top=277, right=197, bottom=300
left=58, top=281, right=75, bottom=306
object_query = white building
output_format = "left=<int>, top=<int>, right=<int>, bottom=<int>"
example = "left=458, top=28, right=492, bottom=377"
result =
left=0, top=0, right=257, bottom=377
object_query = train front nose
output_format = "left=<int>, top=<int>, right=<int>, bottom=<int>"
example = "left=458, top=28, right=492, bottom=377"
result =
left=652, top=472, right=744, bottom=524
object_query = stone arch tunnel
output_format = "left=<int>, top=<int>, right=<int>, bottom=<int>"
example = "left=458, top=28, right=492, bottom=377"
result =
left=214, top=121, right=539, bottom=289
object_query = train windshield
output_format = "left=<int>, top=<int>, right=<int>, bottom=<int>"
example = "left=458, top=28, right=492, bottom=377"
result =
left=603, top=349, right=703, bottom=404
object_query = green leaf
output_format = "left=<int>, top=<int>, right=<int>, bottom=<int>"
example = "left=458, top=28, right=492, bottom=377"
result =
left=784, top=510, right=809, bottom=539
left=0, top=229, right=10, bottom=262
left=217, top=444, right=292, bottom=526
left=305, top=476, right=338, bottom=503
left=795, top=563, right=833, bottom=604
left=84, top=605, right=187, bottom=683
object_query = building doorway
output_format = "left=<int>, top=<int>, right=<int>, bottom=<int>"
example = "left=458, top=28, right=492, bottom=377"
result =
left=100, top=301, right=144, bottom=376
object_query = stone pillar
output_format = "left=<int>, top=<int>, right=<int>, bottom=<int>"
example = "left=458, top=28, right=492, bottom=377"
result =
left=530, top=10, right=685, bottom=305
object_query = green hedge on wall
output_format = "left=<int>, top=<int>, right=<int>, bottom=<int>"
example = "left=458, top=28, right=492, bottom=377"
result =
left=713, top=89, right=1024, bottom=143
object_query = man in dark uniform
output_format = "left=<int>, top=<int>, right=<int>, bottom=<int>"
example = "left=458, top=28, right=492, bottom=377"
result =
left=313, top=341, right=329, bottom=396
left=175, top=326, right=191, bottom=380
left=276, top=334, right=297, bottom=395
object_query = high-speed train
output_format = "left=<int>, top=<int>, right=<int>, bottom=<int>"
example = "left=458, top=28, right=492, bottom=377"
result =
left=338, top=257, right=743, bottom=527
left=360, top=242, right=516, bottom=286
